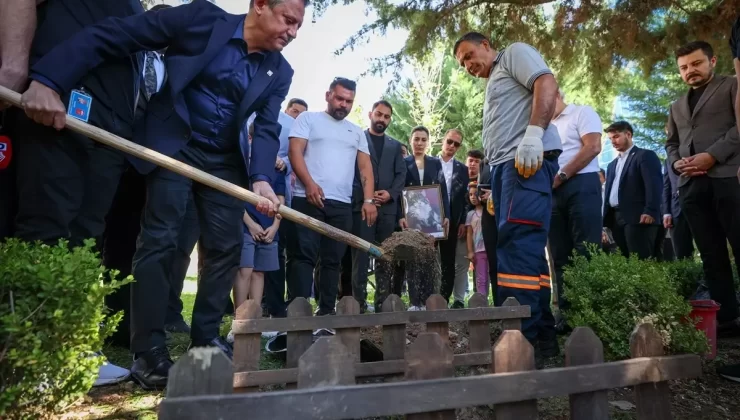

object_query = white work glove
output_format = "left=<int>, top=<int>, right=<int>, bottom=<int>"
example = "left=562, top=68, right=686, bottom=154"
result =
left=515, top=125, right=545, bottom=178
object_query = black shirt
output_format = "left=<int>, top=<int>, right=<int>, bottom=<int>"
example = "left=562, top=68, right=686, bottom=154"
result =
left=688, top=83, right=708, bottom=115
left=369, top=133, right=384, bottom=161
left=730, top=17, right=740, bottom=59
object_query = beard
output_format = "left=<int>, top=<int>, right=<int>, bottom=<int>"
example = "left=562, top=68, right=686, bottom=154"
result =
left=371, top=121, right=387, bottom=133
left=328, top=107, right=349, bottom=120
left=686, top=71, right=711, bottom=87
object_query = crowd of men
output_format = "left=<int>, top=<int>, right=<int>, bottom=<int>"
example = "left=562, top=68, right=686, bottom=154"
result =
left=2, top=0, right=740, bottom=390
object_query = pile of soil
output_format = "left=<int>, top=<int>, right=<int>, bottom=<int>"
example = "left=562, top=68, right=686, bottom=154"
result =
left=379, top=230, right=442, bottom=297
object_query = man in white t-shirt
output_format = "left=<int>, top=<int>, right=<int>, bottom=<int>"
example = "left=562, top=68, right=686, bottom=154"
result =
left=287, top=77, right=377, bottom=315
left=549, top=90, right=603, bottom=318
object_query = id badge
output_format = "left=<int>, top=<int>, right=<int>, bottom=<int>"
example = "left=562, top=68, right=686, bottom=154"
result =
left=67, top=89, right=93, bottom=123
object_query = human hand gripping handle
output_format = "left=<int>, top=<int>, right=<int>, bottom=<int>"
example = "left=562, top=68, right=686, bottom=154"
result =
left=252, top=181, right=280, bottom=218
left=515, top=125, right=545, bottom=178
left=20, top=80, right=67, bottom=130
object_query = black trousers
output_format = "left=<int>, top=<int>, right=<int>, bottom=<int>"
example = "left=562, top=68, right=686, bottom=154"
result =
left=670, top=215, right=694, bottom=260
left=480, top=205, right=498, bottom=303
left=548, top=172, right=603, bottom=309
left=102, top=169, right=198, bottom=348
left=610, top=209, right=659, bottom=260
left=439, top=221, right=461, bottom=303
left=264, top=220, right=290, bottom=317
left=130, top=144, right=244, bottom=353
left=352, top=211, right=396, bottom=309
left=287, top=197, right=352, bottom=313
left=339, top=247, right=352, bottom=300
left=680, top=176, right=740, bottom=323
left=13, top=111, right=127, bottom=247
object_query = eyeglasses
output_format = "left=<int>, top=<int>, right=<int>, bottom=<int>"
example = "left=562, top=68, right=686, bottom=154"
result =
left=332, top=77, right=357, bottom=90
left=446, top=139, right=462, bottom=147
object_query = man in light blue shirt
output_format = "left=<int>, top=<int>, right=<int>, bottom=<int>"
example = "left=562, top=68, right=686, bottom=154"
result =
left=263, top=98, right=307, bottom=317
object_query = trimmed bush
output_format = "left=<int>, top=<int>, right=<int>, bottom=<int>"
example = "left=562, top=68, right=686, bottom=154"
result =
left=0, top=239, right=129, bottom=419
left=563, top=247, right=709, bottom=360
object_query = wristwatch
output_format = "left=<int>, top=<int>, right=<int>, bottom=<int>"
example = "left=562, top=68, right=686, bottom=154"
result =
left=557, top=171, right=568, bottom=182
left=363, top=199, right=375, bottom=204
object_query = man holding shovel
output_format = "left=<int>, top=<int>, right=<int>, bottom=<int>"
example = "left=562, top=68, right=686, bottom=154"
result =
left=18, top=0, right=306, bottom=389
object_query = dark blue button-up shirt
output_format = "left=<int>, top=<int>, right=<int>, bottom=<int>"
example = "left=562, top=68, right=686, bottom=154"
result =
left=184, top=21, right=263, bottom=152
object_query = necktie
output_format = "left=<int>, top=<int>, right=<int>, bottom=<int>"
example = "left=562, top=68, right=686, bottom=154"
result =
left=144, top=51, right=158, bottom=100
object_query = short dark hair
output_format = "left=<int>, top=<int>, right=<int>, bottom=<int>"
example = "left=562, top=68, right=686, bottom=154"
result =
left=453, top=32, right=490, bottom=56
left=149, top=4, right=172, bottom=12
left=605, top=121, right=634, bottom=135
left=467, top=149, right=484, bottom=160
left=250, top=0, right=311, bottom=8
left=411, top=125, right=429, bottom=137
left=675, top=41, right=714, bottom=60
left=287, top=98, right=308, bottom=109
left=372, top=100, right=393, bottom=114
left=329, top=77, right=357, bottom=92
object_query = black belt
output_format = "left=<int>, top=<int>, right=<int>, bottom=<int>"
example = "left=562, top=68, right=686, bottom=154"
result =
left=544, top=150, right=561, bottom=161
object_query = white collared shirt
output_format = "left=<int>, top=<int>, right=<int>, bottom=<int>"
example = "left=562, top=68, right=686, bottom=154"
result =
left=608, top=145, right=634, bottom=208
left=440, top=156, right=454, bottom=199
left=551, top=103, right=603, bottom=174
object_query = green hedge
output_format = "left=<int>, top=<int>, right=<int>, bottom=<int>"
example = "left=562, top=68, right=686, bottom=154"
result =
left=563, top=248, right=709, bottom=360
left=0, top=239, right=129, bottom=419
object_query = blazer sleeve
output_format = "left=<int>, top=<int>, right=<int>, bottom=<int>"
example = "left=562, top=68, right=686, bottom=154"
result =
left=437, top=160, right=452, bottom=220
left=29, top=2, right=201, bottom=94
left=387, top=141, right=406, bottom=204
left=706, top=78, right=740, bottom=164
left=665, top=107, right=682, bottom=175
left=250, top=69, right=292, bottom=184
left=640, top=150, right=663, bottom=219
left=661, top=161, right=671, bottom=217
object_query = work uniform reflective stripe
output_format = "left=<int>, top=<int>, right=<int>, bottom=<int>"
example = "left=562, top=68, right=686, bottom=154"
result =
left=539, top=274, right=551, bottom=288
left=498, top=274, right=540, bottom=290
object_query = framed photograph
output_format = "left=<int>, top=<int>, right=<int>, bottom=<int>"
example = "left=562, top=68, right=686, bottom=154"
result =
left=401, top=185, right=447, bottom=240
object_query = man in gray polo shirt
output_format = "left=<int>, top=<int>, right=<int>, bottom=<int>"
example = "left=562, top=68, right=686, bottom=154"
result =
left=454, top=32, right=562, bottom=359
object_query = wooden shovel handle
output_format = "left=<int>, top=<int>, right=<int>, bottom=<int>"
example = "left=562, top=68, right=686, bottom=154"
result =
left=0, top=86, right=387, bottom=260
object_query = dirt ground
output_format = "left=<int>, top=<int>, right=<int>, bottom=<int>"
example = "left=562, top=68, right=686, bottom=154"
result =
left=61, top=320, right=740, bottom=420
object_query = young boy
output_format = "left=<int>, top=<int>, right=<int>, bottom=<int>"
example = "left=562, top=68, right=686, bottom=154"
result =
left=228, top=124, right=285, bottom=342
left=466, top=184, right=489, bottom=298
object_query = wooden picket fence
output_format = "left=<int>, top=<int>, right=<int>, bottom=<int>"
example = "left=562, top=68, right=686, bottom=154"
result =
left=230, top=292, right=530, bottom=390
left=159, top=323, right=701, bottom=419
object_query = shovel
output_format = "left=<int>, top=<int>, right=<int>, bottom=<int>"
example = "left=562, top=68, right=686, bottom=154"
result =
left=0, top=86, right=389, bottom=260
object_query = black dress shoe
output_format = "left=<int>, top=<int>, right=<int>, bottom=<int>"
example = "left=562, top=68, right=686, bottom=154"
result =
left=189, top=337, right=233, bottom=360
left=130, top=346, right=173, bottom=391
left=164, top=319, right=191, bottom=334
left=451, top=300, right=465, bottom=309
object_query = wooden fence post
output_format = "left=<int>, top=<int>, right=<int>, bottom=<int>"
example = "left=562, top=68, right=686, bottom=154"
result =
left=382, top=294, right=407, bottom=361
left=631, top=323, right=672, bottom=420
left=233, top=299, right=262, bottom=392
left=286, top=297, right=313, bottom=389
left=165, top=347, right=233, bottom=398
left=297, top=336, right=356, bottom=388
left=336, top=296, right=361, bottom=363
left=565, top=327, right=609, bottom=420
left=426, top=294, right=450, bottom=346
left=405, top=332, right=456, bottom=420
left=501, top=297, right=522, bottom=331
left=468, top=293, right=491, bottom=355
left=492, top=330, right=537, bottom=420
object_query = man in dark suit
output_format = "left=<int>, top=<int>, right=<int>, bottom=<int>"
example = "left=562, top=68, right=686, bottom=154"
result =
left=661, top=159, right=694, bottom=260
left=666, top=40, right=740, bottom=329
left=2, top=0, right=145, bottom=247
left=19, top=0, right=305, bottom=389
left=351, top=100, right=405, bottom=313
left=603, top=121, right=662, bottom=260
left=437, top=129, right=470, bottom=308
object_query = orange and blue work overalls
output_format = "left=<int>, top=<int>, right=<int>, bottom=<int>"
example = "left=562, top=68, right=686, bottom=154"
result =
left=491, top=157, right=557, bottom=345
